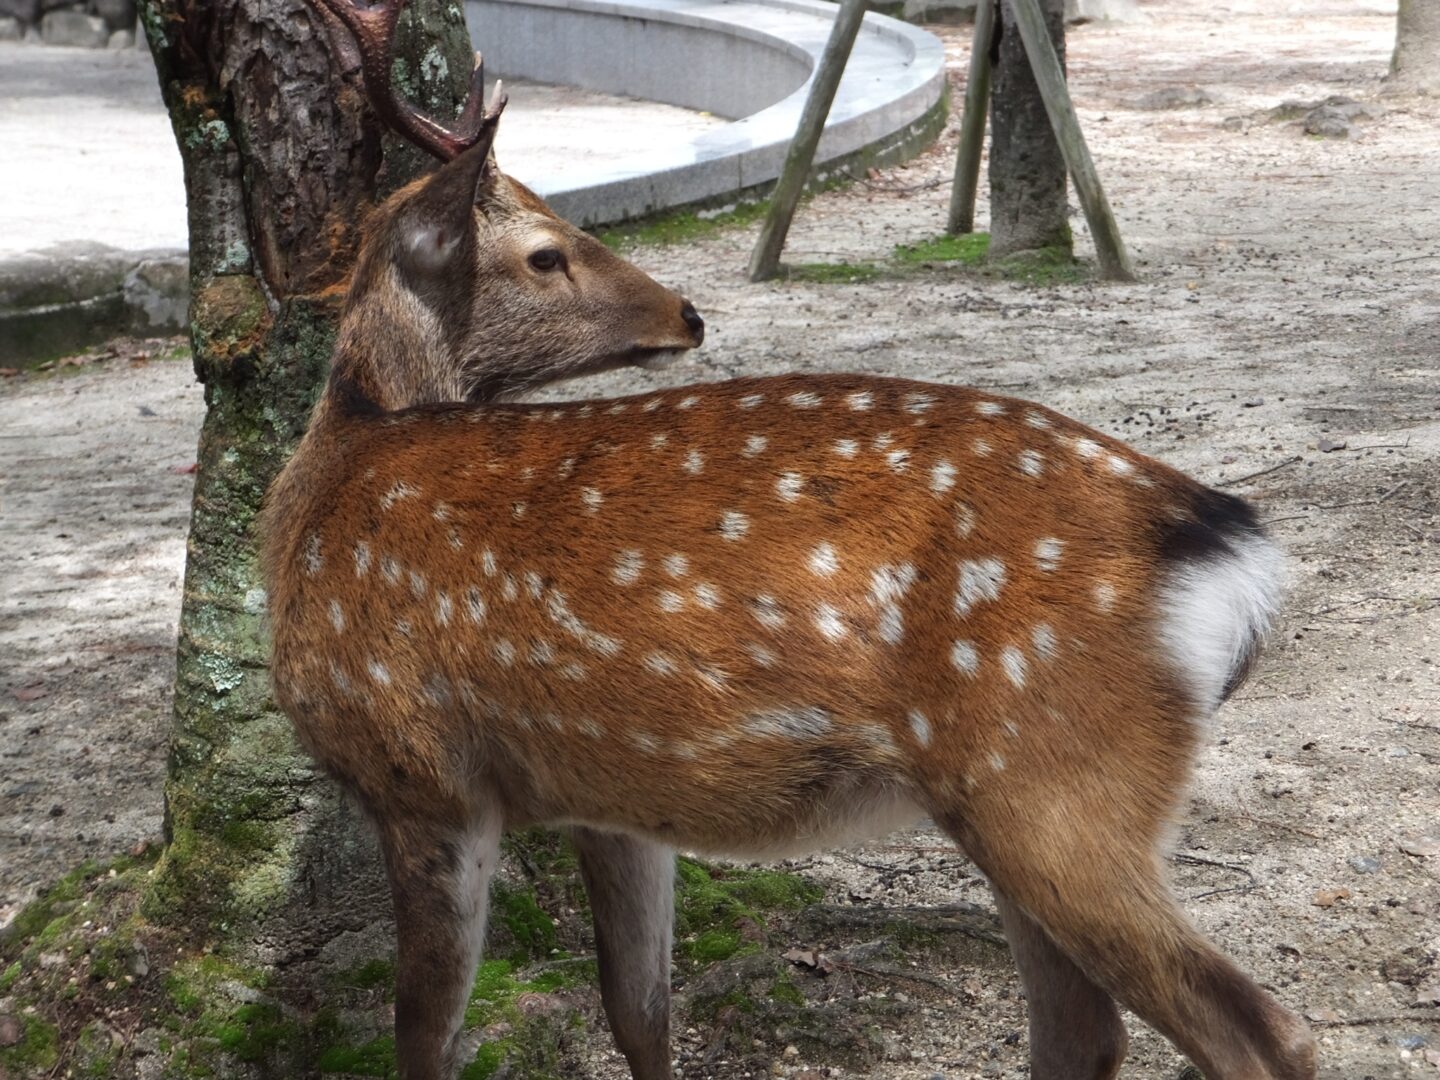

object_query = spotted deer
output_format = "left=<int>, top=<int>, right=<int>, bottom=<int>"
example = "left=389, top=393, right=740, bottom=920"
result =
left=263, top=3, right=1317, bottom=1077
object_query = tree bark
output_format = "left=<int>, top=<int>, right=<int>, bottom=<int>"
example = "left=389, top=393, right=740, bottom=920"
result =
left=1390, top=0, right=1440, bottom=96
left=987, top=0, right=1071, bottom=258
left=137, top=0, right=475, bottom=965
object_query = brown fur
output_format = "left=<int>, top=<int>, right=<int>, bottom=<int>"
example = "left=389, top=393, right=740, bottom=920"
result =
left=260, top=146, right=1316, bottom=1080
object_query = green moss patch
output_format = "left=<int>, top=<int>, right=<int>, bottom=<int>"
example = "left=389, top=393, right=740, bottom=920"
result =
left=595, top=199, right=771, bottom=251
left=674, top=858, right=823, bottom=966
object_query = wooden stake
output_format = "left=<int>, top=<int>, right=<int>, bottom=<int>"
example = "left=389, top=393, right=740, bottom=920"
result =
left=1007, top=0, right=1134, bottom=281
left=946, top=0, right=996, bottom=235
left=748, top=0, right=869, bottom=283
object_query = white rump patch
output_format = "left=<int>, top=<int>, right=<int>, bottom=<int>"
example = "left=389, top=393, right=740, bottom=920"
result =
left=1157, top=532, right=1285, bottom=715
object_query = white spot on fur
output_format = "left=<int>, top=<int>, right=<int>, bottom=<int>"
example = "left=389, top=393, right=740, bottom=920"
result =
left=677, top=394, right=700, bottom=409
left=612, top=550, right=644, bottom=586
left=432, top=501, right=452, bottom=522
left=482, top=549, right=498, bottom=577
left=645, top=652, right=678, bottom=676
left=840, top=390, right=872, bottom=412
left=629, top=731, right=662, bottom=754
left=512, top=502, right=527, bottom=520
left=466, top=587, right=486, bottom=623
left=788, top=391, right=822, bottom=408
left=744, top=707, right=832, bottom=739
left=872, top=432, right=895, bottom=451
left=380, top=480, right=418, bottom=511
left=931, top=460, right=957, bottom=495
left=972, top=438, right=994, bottom=456
left=1034, top=537, right=1064, bottom=571
left=651, top=432, right=669, bottom=449
left=683, top=449, right=705, bottom=474
left=493, top=639, right=517, bottom=666
left=877, top=605, right=904, bottom=644
left=776, top=472, right=804, bottom=502
left=447, top=529, right=463, bottom=551
left=530, top=640, right=555, bottom=666
left=955, top=558, right=1006, bottom=616
left=657, top=589, right=684, bottom=613
left=745, top=641, right=776, bottom=667
left=693, top=582, right=721, bottom=609
left=738, top=393, right=765, bottom=409
left=435, top=592, right=453, bottom=626
left=955, top=503, right=976, bottom=538
left=328, top=599, right=344, bottom=632
left=950, top=640, right=979, bottom=675
left=581, top=487, right=603, bottom=512
left=809, top=543, right=839, bottom=576
left=870, top=563, right=917, bottom=606
left=1106, top=454, right=1134, bottom=476
left=561, top=661, right=588, bottom=681
left=886, top=449, right=910, bottom=473
left=608, top=402, right=628, bottom=415
left=743, top=434, right=768, bottom=457
left=300, top=535, right=325, bottom=578
left=814, top=603, right=847, bottom=641
left=1024, top=410, right=1052, bottom=429
left=524, top=571, right=545, bottom=600
left=643, top=398, right=663, bottom=411
left=1018, top=449, right=1044, bottom=477
left=1073, top=437, right=1101, bottom=459
left=833, top=438, right=859, bottom=458
left=1158, top=533, right=1285, bottom=713
left=353, top=541, right=371, bottom=577
left=663, top=553, right=689, bottom=578
left=904, top=392, right=936, bottom=414
left=501, top=574, right=518, bottom=602
left=409, top=570, right=427, bottom=598
left=975, top=401, right=1006, bottom=417
left=381, top=555, right=401, bottom=586
left=719, top=511, right=750, bottom=541
left=989, top=751, right=1006, bottom=771
left=753, top=595, right=786, bottom=629
left=367, top=659, right=391, bottom=685
left=1094, top=581, right=1118, bottom=612
left=1032, top=623, right=1057, bottom=660
left=1001, top=646, right=1027, bottom=688
left=909, top=709, right=931, bottom=746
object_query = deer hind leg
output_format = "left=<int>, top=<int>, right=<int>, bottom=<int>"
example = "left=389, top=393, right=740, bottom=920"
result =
left=572, top=827, right=676, bottom=1080
left=378, top=810, right=501, bottom=1080
left=933, top=762, right=1315, bottom=1079
left=989, top=887, right=1128, bottom=1080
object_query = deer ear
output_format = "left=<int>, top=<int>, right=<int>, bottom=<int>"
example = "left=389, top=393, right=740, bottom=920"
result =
left=396, top=125, right=500, bottom=275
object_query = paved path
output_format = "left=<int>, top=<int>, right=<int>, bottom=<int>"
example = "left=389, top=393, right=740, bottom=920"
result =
left=0, top=42, right=723, bottom=258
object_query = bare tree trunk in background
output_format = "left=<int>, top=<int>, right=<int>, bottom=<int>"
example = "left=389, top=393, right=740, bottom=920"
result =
left=137, top=0, right=472, bottom=993
left=1390, top=0, right=1440, bottom=95
left=987, top=0, right=1071, bottom=258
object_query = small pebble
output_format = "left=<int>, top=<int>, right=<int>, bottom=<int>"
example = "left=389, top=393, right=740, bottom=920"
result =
left=1348, top=856, right=1381, bottom=874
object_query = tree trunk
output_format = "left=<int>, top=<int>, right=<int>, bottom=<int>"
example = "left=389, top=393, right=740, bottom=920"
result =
left=1390, top=0, right=1440, bottom=95
left=137, top=0, right=475, bottom=968
left=987, top=0, right=1071, bottom=258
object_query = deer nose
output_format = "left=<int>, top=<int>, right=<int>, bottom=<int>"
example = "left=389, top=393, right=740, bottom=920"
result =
left=680, top=300, right=705, bottom=345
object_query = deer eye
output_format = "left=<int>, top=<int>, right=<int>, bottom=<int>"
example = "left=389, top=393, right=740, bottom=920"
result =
left=528, top=248, right=565, bottom=273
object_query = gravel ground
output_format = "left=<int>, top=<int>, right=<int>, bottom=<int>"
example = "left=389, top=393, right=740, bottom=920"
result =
left=2, top=1, right=1438, bottom=1077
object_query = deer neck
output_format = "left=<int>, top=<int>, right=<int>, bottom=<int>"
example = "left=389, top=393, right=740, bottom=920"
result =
left=325, top=265, right=471, bottom=413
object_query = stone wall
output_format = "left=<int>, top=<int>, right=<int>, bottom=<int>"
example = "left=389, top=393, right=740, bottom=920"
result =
left=0, top=0, right=137, bottom=47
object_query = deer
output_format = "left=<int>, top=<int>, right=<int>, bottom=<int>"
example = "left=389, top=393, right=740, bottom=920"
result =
left=262, top=2, right=1318, bottom=1077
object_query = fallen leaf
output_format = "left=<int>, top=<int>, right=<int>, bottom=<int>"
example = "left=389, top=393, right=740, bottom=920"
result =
left=783, top=947, right=819, bottom=968
left=169, top=463, right=198, bottom=475
left=0, top=367, right=21, bottom=377
left=1311, top=888, right=1351, bottom=908
left=1305, top=1007, right=1341, bottom=1023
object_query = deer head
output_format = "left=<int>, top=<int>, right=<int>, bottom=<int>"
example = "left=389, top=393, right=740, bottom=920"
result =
left=315, top=0, right=704, bottom=411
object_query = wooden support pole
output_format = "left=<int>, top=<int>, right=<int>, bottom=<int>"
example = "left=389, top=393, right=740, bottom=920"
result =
left=946, top=0, right=996, bottom=235
left=748, top=0, right=868, bottom=283
left=1007, top=0, right=1134, bottom=281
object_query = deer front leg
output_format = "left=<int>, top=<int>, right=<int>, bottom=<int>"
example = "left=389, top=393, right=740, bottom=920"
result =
left=990, top=888, right=1128, bottom=1080
left=572, top=827, right=676, bottom=1080
left=380, top=811, right=501, bottom=1080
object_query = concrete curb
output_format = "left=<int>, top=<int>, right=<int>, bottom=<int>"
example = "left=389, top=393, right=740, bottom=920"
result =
left=468, top=0, right=949, bottom=225
left=0, top=242, right=187, bottom=366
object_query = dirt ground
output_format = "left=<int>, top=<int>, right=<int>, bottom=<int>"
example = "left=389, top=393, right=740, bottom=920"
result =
left=1, top=0, right=1437, bottom=1076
